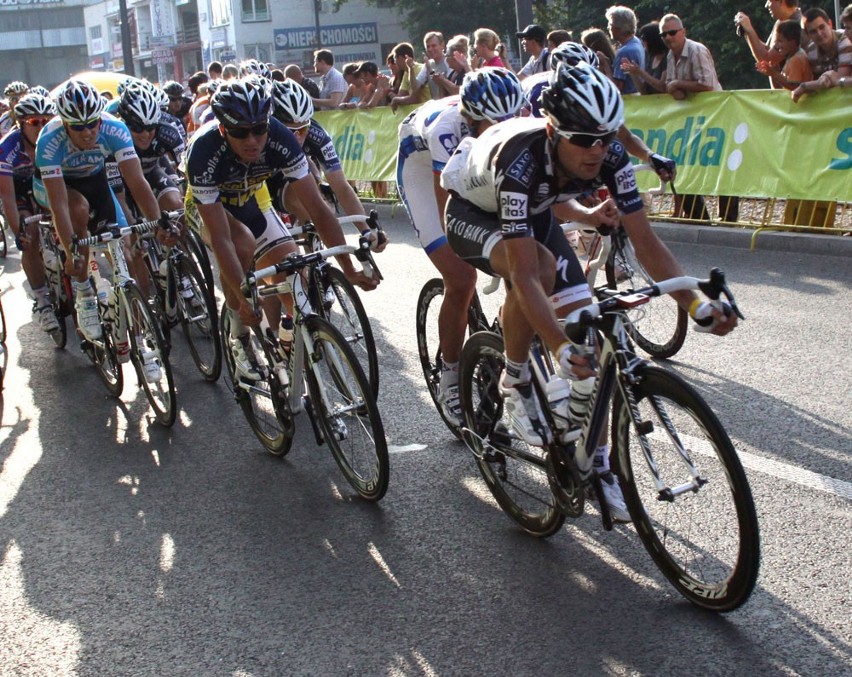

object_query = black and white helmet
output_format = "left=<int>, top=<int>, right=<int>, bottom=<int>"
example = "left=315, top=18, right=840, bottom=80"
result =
left=162, top=81, right=185, bottom=98
left=54, top=79, right=106, bottom=124
left=206, top=79, right=222, bottom=96
left=240, top=59, right=272, bottom=81
left=271, top=80, right=314, bottom=126
left=459, top=67, right=524, bottom=123
left=210, top=78, right=272, bottom=127
left=27, top=85, right=52, bottom=99
left=119, top=83, right=162, bottom=127
left=4, top=81, right=29, bottom=98
left=541, top=62, right=623, bottom=136
left=14, top=93, right=56, bottom=119
left=550, top=42, right=600, bottom=71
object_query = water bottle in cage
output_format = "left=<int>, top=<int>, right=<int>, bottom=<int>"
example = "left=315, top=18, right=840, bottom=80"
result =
left=279, top=314, right=294, bottom=356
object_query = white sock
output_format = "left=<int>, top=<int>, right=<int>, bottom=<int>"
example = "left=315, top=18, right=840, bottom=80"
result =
left=593, top=444, right=610, bottom=473
left=440, top=361, right=459, bottom=389
left=501, top=358, right=530, bottom=387
left=31, top=285, right=50, bottom=305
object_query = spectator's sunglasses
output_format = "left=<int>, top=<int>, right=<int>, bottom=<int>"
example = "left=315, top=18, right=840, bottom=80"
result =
left=226, top=122, right=269, bottom=139
left=67, top=119, right=101, bottom=132
left=661, top=28, right=683, bottom=37
left=127, top=120, right=158, bottom=133
left=24, top=117, right=51, bottom=128
left=555, top=129, right=618, bottom=148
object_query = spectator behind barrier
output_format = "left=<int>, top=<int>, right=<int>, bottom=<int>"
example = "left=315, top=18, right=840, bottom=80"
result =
left=390, top=42, right=429, bottom=112
left=581, top=27, right=617, bottom=78
left=755, top=20, right=813, bottom=90
left=792, top=7, right=852, bottom=102
left=621, top=22, right=668, bottom=94
left=606, top=5, right=645, bottom=94
left=313, top=49, right=348, bottom=110
left=734, top=0, right=804, bottom=84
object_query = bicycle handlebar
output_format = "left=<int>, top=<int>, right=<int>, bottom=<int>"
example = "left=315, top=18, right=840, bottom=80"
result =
left=245, top=244, right=356, bottom=293
left=71, top=210, right=183, bottom=250
left=24, top=214, right=47, bottom=225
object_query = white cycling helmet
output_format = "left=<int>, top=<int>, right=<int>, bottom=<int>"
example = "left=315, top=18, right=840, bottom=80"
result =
left=550, top=41, right=600, bottom=71
left=4, top=81, right=29, bottom=98
left=239, top=59, right=272, bottom=81
left=541, top=62, right=623, bottom=136
left=118, top=83, right=162, bottom=127
left=14, top=93, right=56, bottom=119
left=459, top=67, right=525, bottom=123
left=271, top=80, right=314, bottom=126
left=54, top=79, right=106, bottom=124
left=27, top=85, right=52, bottom=99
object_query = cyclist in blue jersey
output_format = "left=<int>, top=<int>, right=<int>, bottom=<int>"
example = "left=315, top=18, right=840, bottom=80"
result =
left=0, top=93, right=60, bottom=333
left=441, top=63, right=737, bottom=518
left=266, top=79, right=373, bottom=230
left=397, top=68, right=526, bottom=425
left=34, top=79, right=170, bottom=342
left=184, top=77, right=379, bottom=380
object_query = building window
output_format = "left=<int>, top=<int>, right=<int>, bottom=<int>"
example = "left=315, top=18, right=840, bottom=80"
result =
left=241, top=0, right=269, bottom=22
left=244, top=43, right=272, bottom=63
left=90, top=25, right=102, bottom=40
left=210, top=0, right=231, bottom=27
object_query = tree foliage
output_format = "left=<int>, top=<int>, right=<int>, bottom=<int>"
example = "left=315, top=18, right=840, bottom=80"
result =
left=339, top=0, right=838, bottom=90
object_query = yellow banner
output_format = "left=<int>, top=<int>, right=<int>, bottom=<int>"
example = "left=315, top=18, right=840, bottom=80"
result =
left=316, top=91, right=851, bottom=201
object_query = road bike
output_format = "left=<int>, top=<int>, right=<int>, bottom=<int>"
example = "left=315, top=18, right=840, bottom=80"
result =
left=457, top=268, right=760, bottom=612
left=287, top=210, right=385, bottom=398
left=32, top=215, right=78, bottom=349
left=72, top=218, right=177, bottom=427
left=220, top=238, right=389, bottom=502
left=141, top=214, right=222, bottom=382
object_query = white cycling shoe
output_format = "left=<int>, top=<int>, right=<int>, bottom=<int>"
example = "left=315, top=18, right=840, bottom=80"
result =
left=499, top=381, right=546, bottom=447
left=437, top=381, right=463, bottom=428
left=598, top=471, right=631, bottom=523
left=34, top=303, right=60, bottom=333
left=75, top=295, right=102, bottom=341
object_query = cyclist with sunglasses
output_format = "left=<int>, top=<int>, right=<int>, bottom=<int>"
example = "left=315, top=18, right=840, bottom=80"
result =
left=441, top=62, right=738, bottom=519
left=184, top=77, right=379, bottom=380
left=33, top=79, right=171, bottom=343
left=0, top=81, right=30, bottom=136
left=0, top=92, right=60, bottom=333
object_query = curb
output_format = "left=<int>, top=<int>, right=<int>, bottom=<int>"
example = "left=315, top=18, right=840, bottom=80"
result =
left=651, top=222, right=852, bottom=258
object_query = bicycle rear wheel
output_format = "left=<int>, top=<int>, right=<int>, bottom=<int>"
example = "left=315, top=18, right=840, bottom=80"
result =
left=612, top=365, right=760, bottom=611
left=458, top=331, right=565, bottom=537
left=322, top=267, right=379, bottom=398
left=176, top=254, right=222, bottom=382
left=87, top=330, right=124, bottom=397
left=220, top=303, right=294, bottom=456
left=303, top=316, right=389, bottom=502
left=605, top=234, right=687, bottom=359
left=125, top=284, right=177, bottom=427
left=0, top=294, right=6, bottom=344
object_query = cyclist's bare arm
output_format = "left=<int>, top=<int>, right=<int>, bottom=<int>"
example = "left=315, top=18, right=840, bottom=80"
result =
left=196, top=200, right=254, bottom=312
left=0, top=176, right=21, bottom=239
left=287, top=174, right=378, bottom=291
left=118, top=156, right=161, bottom=222
left=324, top=167, right=366, bottom=218
left=551, top=198, right=619, bottom=228
left=620, top=209, right=738, bottom=335
left=433, top=172, right=449, bottom=229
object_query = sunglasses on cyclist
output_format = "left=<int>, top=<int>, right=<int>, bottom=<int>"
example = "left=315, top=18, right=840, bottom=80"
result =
left=67, top=119, right=101, bottom=132
left=556, top=129, right=618, bottom=148
left=286, top=122, right=310, bottom=133
left=661, top=28, right=683, bottom=37
left=225, top=122, right=269, bottom=139
left=127, top=121, right=158, bottom=133
left=24, top=117, right=51, bottom=128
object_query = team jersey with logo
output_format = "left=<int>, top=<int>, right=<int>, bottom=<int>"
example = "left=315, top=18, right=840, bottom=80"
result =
left=303, top=118, right=342, bottom=174
left=399, top=95, right=470, bottom=172
left=34, top=112, right=137, bottom=180
left=0, top=128, right=35, bottom=181
left=441, top=116, right=643, bottom=238
left=130, top=119, right=185, bottom=173
left=185, top=117, right=309, bottom=209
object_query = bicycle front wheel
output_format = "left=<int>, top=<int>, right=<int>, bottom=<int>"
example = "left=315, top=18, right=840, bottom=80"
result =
left=125, top=284, right=177, bottom=427
left=303, top=316, right=389, bottom=502
left=220, top=303, right=294, bottom=456
left=459, top=331, right=565, bottom=538
left=88, top=329, right=124, bottom=398
left=612, top=365, right=760, bottom=612
left=605, top=235, right=687, bottom=359
left=176, top=254, right=222, bottom=382
left=322, top=267, right=379, bottom=398
left=415, top=278, right=457, bottom=433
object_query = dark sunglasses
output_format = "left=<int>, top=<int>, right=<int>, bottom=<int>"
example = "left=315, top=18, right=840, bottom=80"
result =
left=661, top=28, right=682, bottom=37
left=226, top=122, right=269, bottom=139
left=128, top=121, right=158, bottom=133
left=24, top=117, right=51, bottom=128
left=558, top=130, right=618, bottom=148
left=67, top=119, right=101, bottom=132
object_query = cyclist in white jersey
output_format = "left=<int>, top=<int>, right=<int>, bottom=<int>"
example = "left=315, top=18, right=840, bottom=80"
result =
left=397, top=68, right=525, bottom=426
left=34, top=79, right=170, bottom=342
left=441, top=63, right=737, bottom=519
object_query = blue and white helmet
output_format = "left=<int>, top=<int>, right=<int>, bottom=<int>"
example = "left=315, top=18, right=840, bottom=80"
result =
left=210, top=78, right=272, bottom=127
left=459, top=67, right=524, bottom=123
left=550, top=41, right=600, bottom=71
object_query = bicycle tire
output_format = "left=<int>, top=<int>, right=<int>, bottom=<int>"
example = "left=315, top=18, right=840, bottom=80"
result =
left=88, top=328, right=124, bottom=397
left=220, top=302, right=294, bottom=456
left=303, top=315, right=389, bottom=501
left=0, top=219, right=7, bottom=258
left=125, top=283, right=177, bottom=427
left=176, top=254, right=222, bottom=382
left=612, top=365, right=760, bottom=612
left=184, top=229, right=215, bottom=300
left=605, top=234, right=687, bottom=359
left=322, top=267, right=379, bottom=399
left=50, top=272, right=74, bottom=350
left=458, top=331, right=565, bottom=537
left=0, top=295, right=6, bottom=344
left=49, top=309, right=67, bottom=349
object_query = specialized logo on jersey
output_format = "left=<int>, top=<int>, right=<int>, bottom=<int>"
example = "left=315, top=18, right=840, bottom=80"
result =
left=500, top=191, right=528, bottom=220
left=506, top=149, right=535, bottom=187
left=439, top=132, right=460, bottom=156
left=614, top=165, right=637, bottom=194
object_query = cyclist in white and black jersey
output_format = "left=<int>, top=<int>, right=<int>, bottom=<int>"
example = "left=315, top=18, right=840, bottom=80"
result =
left=397, top=67, right=526, bottom=426
left=0, top=81, right=29, bottom=137
left=441, top=63, right=737, bottom=520
left=266, top=79, right=373, bottom=229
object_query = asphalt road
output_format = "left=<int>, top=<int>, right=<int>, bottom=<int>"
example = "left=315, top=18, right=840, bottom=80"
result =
left=0, top=207, right=850, bottom=676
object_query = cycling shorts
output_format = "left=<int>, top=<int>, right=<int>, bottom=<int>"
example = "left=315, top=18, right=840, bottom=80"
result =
left=397, top=148, right=446, bottom=254
left=33, top=169, right=127, bottom=231
left=446, top=194, right=590, bottom=303
left=144, top=165, right=180, bottom=200
left=12, top=176, right=37, bottom=215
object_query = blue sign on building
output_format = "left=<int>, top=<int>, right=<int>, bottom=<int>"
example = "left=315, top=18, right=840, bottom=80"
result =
left=274, top=23, right=378, bottom=49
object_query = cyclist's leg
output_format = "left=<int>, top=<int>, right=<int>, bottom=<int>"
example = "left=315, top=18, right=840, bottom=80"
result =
left=251, top=206, right=299, bottom=332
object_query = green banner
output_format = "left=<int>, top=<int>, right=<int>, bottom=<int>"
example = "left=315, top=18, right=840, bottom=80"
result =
left=316, top=91, right=851, bottom=201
